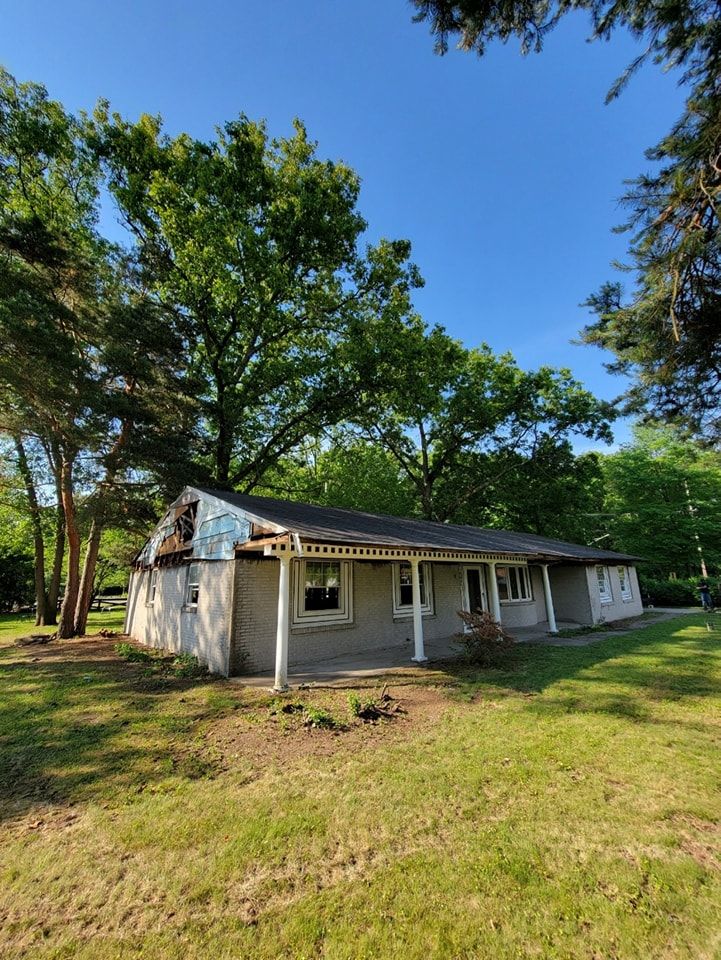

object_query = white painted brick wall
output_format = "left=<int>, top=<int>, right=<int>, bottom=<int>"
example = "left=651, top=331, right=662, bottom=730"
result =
left=125, top=561, right=233, bottom=675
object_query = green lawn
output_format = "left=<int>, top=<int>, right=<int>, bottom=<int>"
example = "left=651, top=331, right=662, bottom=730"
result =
left=1, top=614, right=720, bottom=958
left=0, top=608, right=127, bottom=644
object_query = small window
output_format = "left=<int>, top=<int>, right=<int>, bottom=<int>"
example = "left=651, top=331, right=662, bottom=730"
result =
left=618, top=565, right=632, bottom=601
left=147, top=569, right=158, bottom=605
left=293, top=560, right=353, bottom=626
left=596, top=565, right=613, bottom=604
left=186, top=562, right=201, bottom=607
left=392, top=562, right=434, bottom=617
left=496, top=565, right=532, bottom=602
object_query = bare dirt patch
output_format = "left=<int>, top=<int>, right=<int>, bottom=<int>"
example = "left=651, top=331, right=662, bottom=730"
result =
left=204, top=681, right=455, bottom=768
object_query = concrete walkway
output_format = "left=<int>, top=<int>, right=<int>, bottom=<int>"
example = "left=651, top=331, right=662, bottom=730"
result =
left=238, top=607, right=702, bottom=689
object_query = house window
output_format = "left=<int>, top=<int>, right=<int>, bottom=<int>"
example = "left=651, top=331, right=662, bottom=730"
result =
left=186, top=562, right=201, bottom=607
left=496, top=565, right=532, bottom=602
left=293, top=560, right=353, bottom=626
left=596, top=565, right=613, bottom=604
left=392, top=562, right=434, bottom=617
left=147, top=569, right=158, bottom=605
left=618, top=565, right=632, bottom=601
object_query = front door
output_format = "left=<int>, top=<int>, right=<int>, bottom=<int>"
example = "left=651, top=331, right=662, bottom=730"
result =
left=462, top=566, right=488, bottom=621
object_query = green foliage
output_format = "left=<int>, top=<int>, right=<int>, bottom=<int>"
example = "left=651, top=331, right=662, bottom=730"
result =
left=0, top=548, right=34, bottom=611
left=358, top=330, right=613, bottom=520
left=639, top=575, right=716, bottom=607
left=599, top=424, right=721, bottom=577
left=94, top=108, right=423, bottom=488
left=114, top=641, right=152, bottom=663
left=171, top=652, right=207, bottom=679
left=454, top=608, right=516, bottom=666
left=302, top=705, right=340, bottom=729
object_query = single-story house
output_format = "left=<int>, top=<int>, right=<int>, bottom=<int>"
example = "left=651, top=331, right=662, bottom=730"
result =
left=124, top=487, right=642, bottom=688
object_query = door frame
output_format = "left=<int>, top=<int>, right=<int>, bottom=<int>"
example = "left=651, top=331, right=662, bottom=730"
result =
left=461, top=564, right=488, bottom=628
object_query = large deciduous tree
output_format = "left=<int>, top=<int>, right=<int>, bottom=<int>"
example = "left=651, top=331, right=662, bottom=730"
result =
left=94, top=110, right=423, bottom=489
left=356, top=325, right=613, bottom=520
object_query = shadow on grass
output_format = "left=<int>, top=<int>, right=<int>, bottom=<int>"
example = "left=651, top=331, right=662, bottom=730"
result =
left=0, top=645, right=231, bottom=824
left=441, top=615, right=721, bottom=719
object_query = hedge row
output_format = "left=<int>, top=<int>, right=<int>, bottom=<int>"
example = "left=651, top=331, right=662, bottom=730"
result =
left=638, top=576, right=716, bottom=607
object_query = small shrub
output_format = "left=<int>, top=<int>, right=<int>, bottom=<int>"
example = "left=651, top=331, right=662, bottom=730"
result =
left=347, top=686, right=403, bottom=722
left=302, top=705, right=339, bottom=729
left=454, top=609, right=515, bottom=666
left=115, top=641, right=152, bottom=663
left=172, top=652, right=207, bottom=678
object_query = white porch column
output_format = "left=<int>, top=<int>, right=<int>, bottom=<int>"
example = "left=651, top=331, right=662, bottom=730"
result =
left=410, top=558, right=427, bottom=663
left=540, top=563, right=558, bottom=633
left=487, top=561, right=502, bottom=623
left=273, top=555, right=291, bottom=691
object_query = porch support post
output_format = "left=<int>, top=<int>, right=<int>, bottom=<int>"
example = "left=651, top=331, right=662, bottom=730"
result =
left=410, top=558, right=427, bottom=663
left=540, top=563, right=558, bottom=634
left=487, top=561, right=502, bottom=623
left=273, top=555, right=291, bottom=691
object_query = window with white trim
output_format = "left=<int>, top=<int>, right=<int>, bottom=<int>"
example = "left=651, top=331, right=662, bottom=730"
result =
left=596, top=565, right=613, bottom=604
left=185, top=562, right=201, bottom=607
left=618, top=565, right=632, bottom=601
left=496, top=565, right=532, bottom=602
left=392, top=562, right=434, bottom=617
left=147, top=568, right=158, bottom=605
left=293, top=560, right=353, bottom=626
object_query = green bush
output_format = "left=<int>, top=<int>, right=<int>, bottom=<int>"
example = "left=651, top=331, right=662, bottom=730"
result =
left=172, top=653, right=207, bottom=678
left=114, top=641, right=152, bottom=663
left=638, top=576, right=717, bottom=607
left=454, top=609, right=516, bottom=667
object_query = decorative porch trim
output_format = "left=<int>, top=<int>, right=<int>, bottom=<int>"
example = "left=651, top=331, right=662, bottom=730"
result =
left=241, top=537, right=531, bottom=566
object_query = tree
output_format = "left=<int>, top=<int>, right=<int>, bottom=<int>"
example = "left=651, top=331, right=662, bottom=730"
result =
left=356, top=326, right=613, bottom=520
left=599, top=423, right=721, bottom=576
left=0, top=69, right=194, bottom=637
left=94, top=110, right=424, bottom=490
left=412, top=1, right=721, bottom=441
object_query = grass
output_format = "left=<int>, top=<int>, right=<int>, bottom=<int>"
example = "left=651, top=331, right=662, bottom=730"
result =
left=0, top=608, right=127, bottom=645
left=1, top=613, right=721, bottom=958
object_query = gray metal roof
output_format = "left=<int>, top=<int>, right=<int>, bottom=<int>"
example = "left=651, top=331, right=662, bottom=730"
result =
left=197, top=488, right=637, bottom=563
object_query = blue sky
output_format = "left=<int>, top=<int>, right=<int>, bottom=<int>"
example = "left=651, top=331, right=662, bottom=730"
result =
left=2, top=0, right=686, bottom=448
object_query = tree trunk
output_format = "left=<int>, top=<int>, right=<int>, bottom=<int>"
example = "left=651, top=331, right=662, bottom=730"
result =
left=47, top=499, right=65, bottom=624
left=57, top=454, right=81, bottom=639
left=13, top=435, right=49, bottom=625
left=73, top=517, right=102, bottom=636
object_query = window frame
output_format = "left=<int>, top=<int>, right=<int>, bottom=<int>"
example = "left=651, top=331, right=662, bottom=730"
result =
left=185, top=562, right=201, bottom=608
left=596, top=565, right=613, bottom=604
left=617, top=564, right=633, bottom=601
left=392, top=562, right=434, bottom=618
left=292, top=559, right=353, bottom=627
left=146, top=568, right=158, bottom=606
left=496, top=564, right=533, bottom=603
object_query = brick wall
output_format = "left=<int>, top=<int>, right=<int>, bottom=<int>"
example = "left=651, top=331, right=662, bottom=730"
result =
left=230, top=558, right=466, bottom=674
left=125, top=560, right=234, bottom=675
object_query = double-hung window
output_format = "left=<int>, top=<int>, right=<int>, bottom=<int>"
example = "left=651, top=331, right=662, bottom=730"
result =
left=617, top=565, right=632, bottom=601
left=392, top=562, right=434, bottom=617
left=185, top=562, right=201, bottom=607
left=596, top=565, right=613, bottom=604
left=293, top=560, right=352, bottom=626
left=147, top=568, right=158, bottom=605
left=496, top=565, right=532, bottom=602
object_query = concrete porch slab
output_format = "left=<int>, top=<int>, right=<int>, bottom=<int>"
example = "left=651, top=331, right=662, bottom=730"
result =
left=235, top=608, right=701, bottom=689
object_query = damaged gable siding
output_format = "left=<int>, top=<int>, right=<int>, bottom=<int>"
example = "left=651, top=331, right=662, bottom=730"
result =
left=126, top=561, right=234, bottom=675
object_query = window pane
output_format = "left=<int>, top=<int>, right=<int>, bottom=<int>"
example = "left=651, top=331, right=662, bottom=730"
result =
left=496, top=566, right=509, bottom=601
left=304, top=562, right=341, bottom=611
left=398, top=563, right=425, bottom=606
